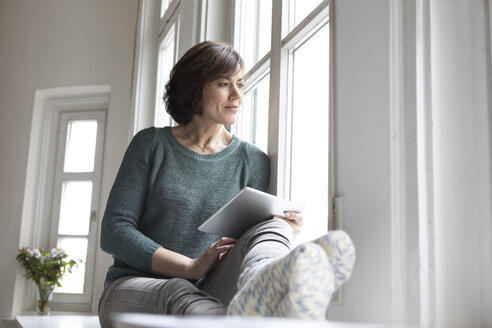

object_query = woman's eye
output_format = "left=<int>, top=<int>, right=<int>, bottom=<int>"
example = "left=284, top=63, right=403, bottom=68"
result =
left=218, top=82, right=228, bottom=87
left=237, top=83, right=244, bottom=89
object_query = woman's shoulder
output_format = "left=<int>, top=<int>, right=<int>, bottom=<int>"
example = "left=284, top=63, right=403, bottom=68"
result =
left=128, top=127, right=176, bottom=156
left=132, top=126, right=157, bottom=140
left=132, top=126, right=173, bottom=145
left=236, top=138, right=270, bottom=164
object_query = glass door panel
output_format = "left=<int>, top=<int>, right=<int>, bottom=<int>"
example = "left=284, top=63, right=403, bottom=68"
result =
left=58, top=181, right=93, bottom=236
left=63, top=120, right=98, bottom=173
left=56, top=237, right=88, bottom=294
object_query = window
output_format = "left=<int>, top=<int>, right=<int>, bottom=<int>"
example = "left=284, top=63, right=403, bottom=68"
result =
left=155, top=24, right=176, bottom=127
left=235, top=0, right=272, bottom=72
left=50, top=110, right=105, bottom=305
left=234, top=0, right=330, bottom=243
left=287, top=22, right=329, bottom=244
left=155, top=0, right=179, bottom=127
left=287, top=0, right=324, bottom=33
left=233, top=72, right=270, bottom=153
left=160, top=0, right=170, bottom=18
left=233, top=0, right=273, bottom=153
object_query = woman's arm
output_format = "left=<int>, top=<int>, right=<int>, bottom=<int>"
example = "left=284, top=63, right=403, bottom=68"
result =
left=100, top=128, right=163, bottom=273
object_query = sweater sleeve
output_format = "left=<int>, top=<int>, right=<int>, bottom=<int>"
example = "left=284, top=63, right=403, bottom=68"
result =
left=100, top=128, right=161, bottom=274
left=247, top=145, right=271, bottom=192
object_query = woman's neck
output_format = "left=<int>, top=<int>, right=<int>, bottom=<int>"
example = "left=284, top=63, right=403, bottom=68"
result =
left=185, top=121, right=224, bottom=145
left=172, top=121, right=232, bottom=154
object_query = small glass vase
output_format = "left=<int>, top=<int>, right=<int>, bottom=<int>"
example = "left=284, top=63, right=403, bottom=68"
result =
left=35, top=280, right=55, bottom=315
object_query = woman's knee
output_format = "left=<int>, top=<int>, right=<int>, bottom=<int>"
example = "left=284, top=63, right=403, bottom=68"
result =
left=240, top=218, right=294, bottom=250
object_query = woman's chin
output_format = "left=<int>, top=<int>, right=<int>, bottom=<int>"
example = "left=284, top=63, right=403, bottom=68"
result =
left=223, top=116, right=237, bottom=126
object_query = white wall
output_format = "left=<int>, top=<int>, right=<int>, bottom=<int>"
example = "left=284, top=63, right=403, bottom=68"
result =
left=328, top=0, right=393, bottom=323
left=430, top=0, right=492, bottom=326
left=329, top=0, right=492, bottom=326
left=0, top=0, right=138, bottom=323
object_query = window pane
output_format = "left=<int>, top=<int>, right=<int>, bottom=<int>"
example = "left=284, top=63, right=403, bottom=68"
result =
left=290, top=0, right=324, bottom=31
left=55, top=237, right=88, bottom=294
left=253, top=74, right=270, bottom=153
left=235, top=74, right=269, bottom=153
left=237, top=88, right=253, bottom=143
left=58, top=181, right=92, bottom=235
left=156, top=27, right=175, bottom=127
left=289, top=24, right=329, bottom=244
left=239, top=0, right=272, bottom=71
left=160, top=0, right=170, bottom=18
left=63, top=120, right=98, bottom=173
left=258, top=0, right=272, bottom=61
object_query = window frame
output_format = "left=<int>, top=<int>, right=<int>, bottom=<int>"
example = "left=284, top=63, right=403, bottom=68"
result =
left=155, top=4, right=180, bottom=127
left=231, top=0, right=334, bottom=249
left=49, top=110, right=106, bottom=305
left=270, top=0, right=330, bottom=198
left=15, top=86, right=111, bottom=314
left=233, top=0, right=332, bottom=202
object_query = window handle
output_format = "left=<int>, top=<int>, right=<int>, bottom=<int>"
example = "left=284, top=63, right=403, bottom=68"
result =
left=89, top=210, right=97, bottom=232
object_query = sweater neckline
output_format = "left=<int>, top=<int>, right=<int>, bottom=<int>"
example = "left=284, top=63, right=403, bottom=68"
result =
left=163, top=126, right=240, bottom=160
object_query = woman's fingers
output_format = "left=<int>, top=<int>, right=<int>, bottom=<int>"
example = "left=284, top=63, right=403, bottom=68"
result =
left=215, top=244, right=234, bottom=253
left=274, top=212, right=304, bottom=237
left=217, top=237, right=237, bottom=245
left=284, top=211, right=304, bottom=225
left=211, top=237, right=236, bottom=255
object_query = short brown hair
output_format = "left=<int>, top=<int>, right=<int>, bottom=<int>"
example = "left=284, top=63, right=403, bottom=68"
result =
left=163, top=41, right=244, bottom=125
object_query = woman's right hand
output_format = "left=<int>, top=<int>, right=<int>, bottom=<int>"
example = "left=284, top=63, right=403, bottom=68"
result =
left=187, top=237, right=237, bottom=279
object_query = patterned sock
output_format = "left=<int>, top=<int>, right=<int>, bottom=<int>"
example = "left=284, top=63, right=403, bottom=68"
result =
left=273, top=245, right=334, bottom=319
left=227, top=243, right=334, bottom=319
left=312, top=230, right=355, bottom=290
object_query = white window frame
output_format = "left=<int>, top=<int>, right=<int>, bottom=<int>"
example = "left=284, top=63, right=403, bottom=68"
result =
left=49, top=110, right=106, bottom=306
left=234, top=0, right=338, bottom=304
left=269, top=0, right=330, bottom=199
left=15, top=86, right=110, bottom=314
left=233, top=0, right=332, bottom=206
left=155, top=1, right=180, bottom=127
left=131, top=0, right=204, bottom=137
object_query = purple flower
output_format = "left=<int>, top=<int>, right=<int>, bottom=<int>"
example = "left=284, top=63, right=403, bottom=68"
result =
left=50, top=248, right=61, bottom=257
left=32, top=249, right=41, bottom=259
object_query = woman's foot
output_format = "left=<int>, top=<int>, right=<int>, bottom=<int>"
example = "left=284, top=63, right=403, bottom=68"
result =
left=311, top=230, right=355, bottom=290
left=227, top=243, right=334, bottom=319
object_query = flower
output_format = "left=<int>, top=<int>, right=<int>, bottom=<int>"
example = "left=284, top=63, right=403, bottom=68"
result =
left=50, top=248, right=64, bottom=258
left=16, top=247, right=78, bottom=287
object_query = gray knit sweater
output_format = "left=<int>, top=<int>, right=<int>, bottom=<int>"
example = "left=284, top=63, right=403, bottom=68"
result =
left=100, top=127, right=270, bottom=285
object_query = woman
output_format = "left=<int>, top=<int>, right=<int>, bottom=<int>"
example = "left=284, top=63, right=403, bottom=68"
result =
left=98, top=41, right=355, bottom=326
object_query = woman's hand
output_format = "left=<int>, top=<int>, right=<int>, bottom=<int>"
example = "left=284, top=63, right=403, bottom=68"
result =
left=274, top=211, right=304, bottom=237
left=187, top=237, right=237, bottom=279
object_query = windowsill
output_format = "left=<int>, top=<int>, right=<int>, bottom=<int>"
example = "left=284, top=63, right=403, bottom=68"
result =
left=111, top=313, right=415, bottom=328
left=16, top=312, right=418, bottom=328
left=16, top=313, right=99, bottom=328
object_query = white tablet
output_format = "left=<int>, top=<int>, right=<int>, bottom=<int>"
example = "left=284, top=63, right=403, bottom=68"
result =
left=198, top=187, right=306, bottom=239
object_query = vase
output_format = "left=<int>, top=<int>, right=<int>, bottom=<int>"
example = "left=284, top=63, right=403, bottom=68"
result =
left=35, top=280, right=55, bottom=315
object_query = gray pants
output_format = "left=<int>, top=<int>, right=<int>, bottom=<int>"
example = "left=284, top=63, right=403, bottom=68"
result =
left=98, top=219, right=293, bottom=327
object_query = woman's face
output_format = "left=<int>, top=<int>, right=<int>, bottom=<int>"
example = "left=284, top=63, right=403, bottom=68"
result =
left=199, top=70, right=244, bottom=126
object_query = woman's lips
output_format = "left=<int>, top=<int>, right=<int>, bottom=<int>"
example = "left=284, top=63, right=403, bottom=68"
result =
left=225, top=105, right=239, bottom=112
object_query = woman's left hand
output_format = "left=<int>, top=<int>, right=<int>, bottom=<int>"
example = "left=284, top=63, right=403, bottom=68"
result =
left=187, top=237, right=237, bottom=279
left=274, top=211, right=304, bottom=237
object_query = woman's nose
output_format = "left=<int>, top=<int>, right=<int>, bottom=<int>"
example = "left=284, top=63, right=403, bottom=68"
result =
left=229, top=85, right=242, bottom=100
